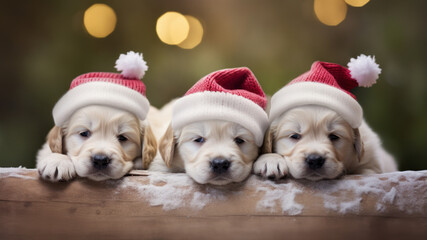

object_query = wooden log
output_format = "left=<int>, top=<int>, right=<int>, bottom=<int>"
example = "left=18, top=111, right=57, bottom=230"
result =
left=0, top=168, right=426, bottom=240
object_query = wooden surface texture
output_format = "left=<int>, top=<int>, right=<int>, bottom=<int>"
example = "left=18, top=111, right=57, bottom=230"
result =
left=0, top=168, right=426, bottom=240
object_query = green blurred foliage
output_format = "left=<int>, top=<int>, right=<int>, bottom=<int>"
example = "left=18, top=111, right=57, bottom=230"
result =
left=0, top=0, right=426, bottom=170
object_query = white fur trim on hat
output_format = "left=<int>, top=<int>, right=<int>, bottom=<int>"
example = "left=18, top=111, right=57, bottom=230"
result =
left=53, top=82, right=150, bottom=126
left=269, top=82, right=363, bottom=128
left=172, top=92, right=269, bottom=146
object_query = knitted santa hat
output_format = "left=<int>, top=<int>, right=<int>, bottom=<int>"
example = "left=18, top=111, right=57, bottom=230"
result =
left=52, top=51, right=150, bottom=126
left=269, top=54, right=381, bottom=128
left=172, top=67, right=269, bottom=146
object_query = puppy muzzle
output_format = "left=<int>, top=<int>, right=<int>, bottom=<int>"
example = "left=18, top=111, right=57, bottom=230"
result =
left=305, top=154, right=326, bottom=170
left=210, top=157, right=231, bottom=175
left=92, top=154, right=112, bottom=170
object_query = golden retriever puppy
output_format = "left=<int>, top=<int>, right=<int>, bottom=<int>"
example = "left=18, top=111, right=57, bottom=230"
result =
left=36, top=51, right=157, bottom=181
left=254, top=54, right=397, bottom=180
left=156, top=121, right=259, bottom=185
left=149, top=67, right=269, bottom=185
left=145, top=101, right=175, bottom=173
left=254, top=106, right=397, bottom=180
left=37, top=105, right=157, bottom=181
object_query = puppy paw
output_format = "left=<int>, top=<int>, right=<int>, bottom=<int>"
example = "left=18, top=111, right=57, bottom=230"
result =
left=37, top=153, right=76, bottom=182
left=253, top=153, right=288, bottom=180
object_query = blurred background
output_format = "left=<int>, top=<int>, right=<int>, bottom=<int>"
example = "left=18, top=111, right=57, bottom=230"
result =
left=0, top=0, right=426, bottom=170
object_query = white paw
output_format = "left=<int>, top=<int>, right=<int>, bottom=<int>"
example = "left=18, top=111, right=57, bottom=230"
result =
left=37, top=153, right=76, bottom=182
left=253, top=153, right=288, bottom=180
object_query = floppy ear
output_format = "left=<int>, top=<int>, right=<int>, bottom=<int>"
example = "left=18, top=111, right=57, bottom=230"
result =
left=261, top=127, right=274, bottom=154
left=141, top=123, right=158, bottom=169
left=47, top=126, right=65, bottom=154
left=353, top=128, right=364, bottom=162
left=159, top=124, right=176, bottom=168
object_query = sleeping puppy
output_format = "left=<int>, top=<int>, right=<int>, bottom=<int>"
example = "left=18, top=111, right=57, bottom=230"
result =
left=36, top=51, right=157, bottom=182
left=254, top=106, right=397, bottom=181
left=149, top=67, right=269, bottom=185
left=253, top=54, right=397, bottom=180
left=37, top=105, right=157, bottom=182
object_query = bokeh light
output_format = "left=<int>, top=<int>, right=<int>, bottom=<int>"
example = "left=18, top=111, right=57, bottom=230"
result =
left=345, top=0, right=370, bottom=7
left=156, top=12, right=190, bottom=45
left=178, top=16, right=204, bottom=49
left=83, top=4, right=117, bottom=38
left=314, top=0, right=347, bottom=26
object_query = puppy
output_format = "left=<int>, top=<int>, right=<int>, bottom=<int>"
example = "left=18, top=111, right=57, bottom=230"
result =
left=145, top=101, right=175, bottom=173
left=37, top=105, right=157, bottom=182
left=155, top=121, right=259, bottom=185
left=148, top=67, right=269, bottom=185
left=253, top=106, right=397, bottom=181
left=37, top=51, right=157, bottom=182
left=254, top=55, right=397, bottom=181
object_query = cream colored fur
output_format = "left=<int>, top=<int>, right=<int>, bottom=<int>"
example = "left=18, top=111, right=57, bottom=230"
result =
left=148, top=100, right=259, bottom=185
left=37, top=105, right=157, bottom=182
left=253, top=106, right=397, bottom=181
left=146, top=101, right=176, bottom=172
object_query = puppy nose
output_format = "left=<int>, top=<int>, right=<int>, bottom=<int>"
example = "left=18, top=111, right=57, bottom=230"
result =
left=305, top=154, right=326, bottom=170
left=92, top=154, right=111, bottom=170
left=210, top=158, right=231, bottom=174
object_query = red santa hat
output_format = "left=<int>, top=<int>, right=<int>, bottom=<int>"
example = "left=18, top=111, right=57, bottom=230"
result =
left=172, top=67, right=269, bottom=146
left=52, top=51, right=150, bottom=126
left=269, top=54, right=381, bottom=128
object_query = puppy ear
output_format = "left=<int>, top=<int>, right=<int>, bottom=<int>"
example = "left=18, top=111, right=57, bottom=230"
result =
left=261, top=127, right=274, bottom=154
left=141, top=123, right=158, bottom=169
left=47, top=126, right=65, bottom=154
left=353, top=128, right=364, bottom=162
left=159, top=123, right=176, bottom=168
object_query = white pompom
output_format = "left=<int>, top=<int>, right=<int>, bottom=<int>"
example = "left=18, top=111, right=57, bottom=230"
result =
left=115, top=51, right=148, bottom=79
left=347, top=54, right=381, bottom=87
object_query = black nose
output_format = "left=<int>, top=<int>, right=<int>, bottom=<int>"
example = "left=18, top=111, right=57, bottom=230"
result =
left=92, top=154, right=111, bottom=170
left=210, top=158, right=231, bottom=174
left=305, top=154, right=326, bottom=170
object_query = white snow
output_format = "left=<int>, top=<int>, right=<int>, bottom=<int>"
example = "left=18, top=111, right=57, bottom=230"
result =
left=382, top=186, right=397, bottom=204
left=338, top=198, right=363, bottom=214
left=376, top=187, right=397, bottom=212
left=0, top=167, right=37, bottom=180
left=318, top=171, right=427, bottom=214
left=123, top=170, right=426, bottom=215
left=253, top=179, right=304, bottom=215
left=0, top=166, right=27, bottom=173
left=119, top=171, right=306, bottom=214
left=1, top=167, right=426, bottom=215
left=117, top=172, right=230, bottom=211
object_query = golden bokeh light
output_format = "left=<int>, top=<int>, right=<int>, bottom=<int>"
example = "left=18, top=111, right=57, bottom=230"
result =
left=345, top=0, right=370, bottom=7
left=156, top=12, right=190, bottom=45
left=314, top=0, right=347, bottom=26
left=178, top=16, right=204, bottom=49
left=83, top=4, right=117, bottom=38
